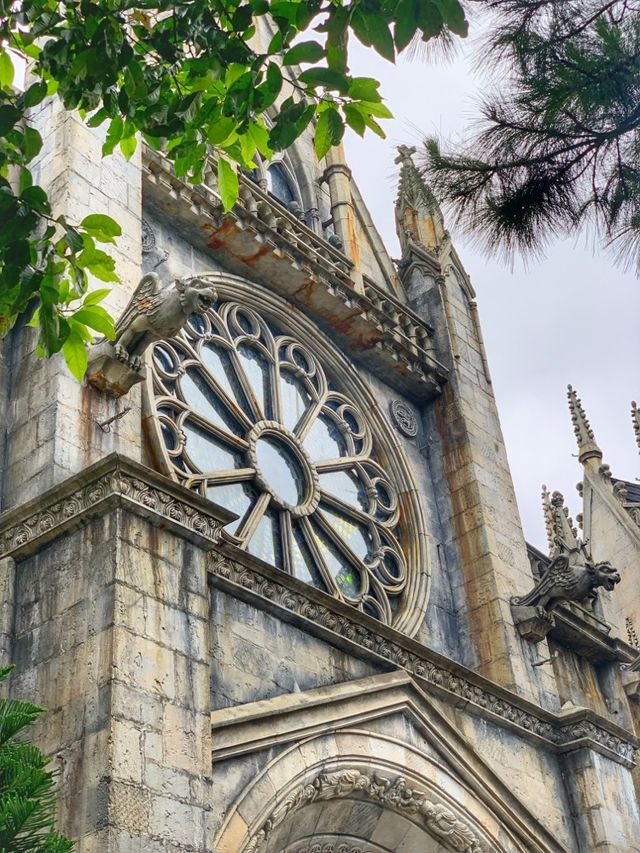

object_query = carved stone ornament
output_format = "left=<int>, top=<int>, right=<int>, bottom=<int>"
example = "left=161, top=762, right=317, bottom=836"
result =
left=389, top=399, right=418, bottom=438
left=141, top=218, right=156, bottom=253
left=0, top=454, right=234, bottom=561
left=243, top=770, right=486, bottom=853
left=86, top=273, right=217, bottom=398
left=209, top=551, right=637, bottom=766
left=512, top=489, right=621, bottom=643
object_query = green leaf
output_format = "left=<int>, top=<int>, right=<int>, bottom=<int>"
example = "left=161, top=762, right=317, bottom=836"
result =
left=62, top=325, right=89, bottom=380
left=21, top=185, right=50, bottom=214
left=299, top=67, right=350, bottom=94
left=22, top=80, right=48, bottom=108
left=81, top=214, right=122, bottom=243
left=207, top=117, right=236, bottom=145
left=395, top=0, right=420, bottom=51
left=344, top=104, right=366, bottom=136
left=83, top=288, right=111, bottom=306
left=217, top=156, right=239, bottom=212
left=356, top=100, right=393, bottom=119
left=71, top=305, right=116, bottom=339
left=120, top=134, right=137, bottom=160
left=347, top=77, right=381, bottom=102
left=282, top=41, right=325, bottom=66
left=434, top=0, right=468, bottom=37
left=314, top=108, right=344, bottom=159
left=23, top=126, right=43, bottom=162
left=0, top=50, right=14, bottom=90
left=102, top=116, right=123, bottom=156
left=365, top=16, right=395, bottom=62
left=0, top=105, right=21, bottom=135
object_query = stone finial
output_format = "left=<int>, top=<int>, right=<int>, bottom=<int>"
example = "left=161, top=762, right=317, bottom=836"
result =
left=394, top=144, right=446, bottom=254
left=567, top=385, right=603, bottom=464
left=542, top=485, right=582, bottom=557
left=632, top=401, right=640, bottom=451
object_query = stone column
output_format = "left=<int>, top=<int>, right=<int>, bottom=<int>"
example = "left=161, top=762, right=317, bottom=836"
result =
left=1, top=98, right=143, bottom=511
left=322, top=147, right=363, bottom=289
left=0, top=455, right=231, bottom=851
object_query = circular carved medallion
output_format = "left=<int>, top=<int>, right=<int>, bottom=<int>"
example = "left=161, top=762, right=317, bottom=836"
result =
left=390, top=399, right=418, bottom=438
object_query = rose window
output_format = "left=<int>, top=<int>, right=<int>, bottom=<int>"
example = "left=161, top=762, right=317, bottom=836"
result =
left=148, top=298, right=410, bottom=625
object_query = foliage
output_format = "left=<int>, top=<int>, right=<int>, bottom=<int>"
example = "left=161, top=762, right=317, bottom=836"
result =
left=0, top=0, right=468, bottom=377
left=422, top=1, right=640, bottom=269
left=0, top=665, right=74, bottom=853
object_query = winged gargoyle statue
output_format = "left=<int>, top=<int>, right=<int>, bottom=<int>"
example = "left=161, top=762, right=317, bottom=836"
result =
left=86, top=273, right=217, bottom=397
left=511, top=554, right=620, bottom=612
left=511, top=487, right=621, bottom=642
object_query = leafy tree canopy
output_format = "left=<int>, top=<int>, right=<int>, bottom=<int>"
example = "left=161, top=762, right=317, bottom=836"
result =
left=0, top=0, right=468, bottom=378
left=0, top=665, right=74, bottom=852
left=422, top=0, right=640, bottom=270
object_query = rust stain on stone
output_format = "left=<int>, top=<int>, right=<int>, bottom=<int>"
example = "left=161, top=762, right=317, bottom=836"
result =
left=434, top=384, right=507, bottom=678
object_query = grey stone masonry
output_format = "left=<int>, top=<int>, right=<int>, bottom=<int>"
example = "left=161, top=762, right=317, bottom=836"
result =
left=1, top=454, right=231, bottom=851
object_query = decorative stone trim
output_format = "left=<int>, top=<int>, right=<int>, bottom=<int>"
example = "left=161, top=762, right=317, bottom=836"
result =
left=142, top=147, right=448, bottom=401
left=209, top=549, right=637, bottom=767
left=244, top=769, right=486, bottom=853
left=0, top=453, right=234, bottom=560
left=389, top=399, right=418, bottom=438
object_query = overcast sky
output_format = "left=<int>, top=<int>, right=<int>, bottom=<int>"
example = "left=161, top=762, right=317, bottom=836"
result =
left=343, top=39, right=640, bottom=550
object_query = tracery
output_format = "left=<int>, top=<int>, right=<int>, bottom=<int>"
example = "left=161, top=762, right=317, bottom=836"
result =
left=149, top=297, right=408, bottom=624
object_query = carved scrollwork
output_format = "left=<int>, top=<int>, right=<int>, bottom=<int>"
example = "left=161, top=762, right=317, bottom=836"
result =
left=243, top=770, right=486, bottom=853
left=0, top=458, right=226, bottom=560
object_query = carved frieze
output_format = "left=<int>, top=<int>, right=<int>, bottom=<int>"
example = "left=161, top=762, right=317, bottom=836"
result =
left=208, top=551, right=637, bottom=766
left=0, top=454, right=233, bottom=560
left=244, top=769, right=486, bottom=853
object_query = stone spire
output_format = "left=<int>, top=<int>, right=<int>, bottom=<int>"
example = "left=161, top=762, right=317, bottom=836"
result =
left=632, top=401, right=640, bottom=451
left=567, top=385, right=603, bottom=464
left=394, top=144, right=446, bottom=254
left=542, top=485, right=583, bottom=558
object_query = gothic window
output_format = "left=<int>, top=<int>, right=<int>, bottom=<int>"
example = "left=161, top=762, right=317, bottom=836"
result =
left=147, top=288, right=423, bottom=629
left=266, top=163, right=296, bottom=205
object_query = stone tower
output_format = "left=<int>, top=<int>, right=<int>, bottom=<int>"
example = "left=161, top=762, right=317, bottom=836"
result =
left=0, top=89, right=639, bottom=853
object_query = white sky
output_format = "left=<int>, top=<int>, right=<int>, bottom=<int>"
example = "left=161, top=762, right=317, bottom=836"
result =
left=343, top=39, right=640, bottom=550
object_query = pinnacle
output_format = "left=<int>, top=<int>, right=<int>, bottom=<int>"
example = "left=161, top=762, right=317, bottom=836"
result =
left=542, top=484, right=580, bottom=557
left=632, top=401, right=640, bottom=451
left=567, top=385, right=602, bottom=464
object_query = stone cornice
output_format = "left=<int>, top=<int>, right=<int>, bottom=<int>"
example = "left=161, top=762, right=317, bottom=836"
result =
left=208, top=546, right=637, bottom=767
left=0, top=453, right=234, bottom=560
left=142, top=147, right=448, bottom=401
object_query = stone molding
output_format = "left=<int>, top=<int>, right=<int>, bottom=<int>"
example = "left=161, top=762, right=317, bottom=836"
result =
left=0, top=453, right=234, bottom=560
left=142, top=147, right=448, bottom=401
left=244, top=769, right=486, bottom=853
left=209, top=549, right=637, bottom=767
left=285, top=840, right=380, bottom=853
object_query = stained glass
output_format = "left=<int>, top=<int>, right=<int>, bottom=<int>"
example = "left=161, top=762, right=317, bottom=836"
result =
left=319, top=470, right=368, bottom=512
left=303, top=414, right=346, bottom=460
left=247, top=510, right=283, bottom=568
left=182, top=421, right=241, bottom=472
left=180, top=369, right=241, bottom=435
left=280, top=370, right=311, bottom=431
left=255, top=436, right=305, bottom=506
left=150, top=297, right=409, bottom=626
left=206, top=481, right=256, bottom=535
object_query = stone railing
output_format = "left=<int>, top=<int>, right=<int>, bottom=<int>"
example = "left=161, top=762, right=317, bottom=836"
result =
left=142, top=147, right=448, bottom=400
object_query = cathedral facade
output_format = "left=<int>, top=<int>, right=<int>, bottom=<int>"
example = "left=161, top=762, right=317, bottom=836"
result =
left=0, top=74, right=639, bottom=852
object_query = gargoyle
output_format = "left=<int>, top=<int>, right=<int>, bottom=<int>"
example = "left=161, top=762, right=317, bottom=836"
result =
left=113, top=273, right=217, bottom=370
left=511, top=555, right=620, bottom=612
left=86, top=273, right=217, bottom=397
